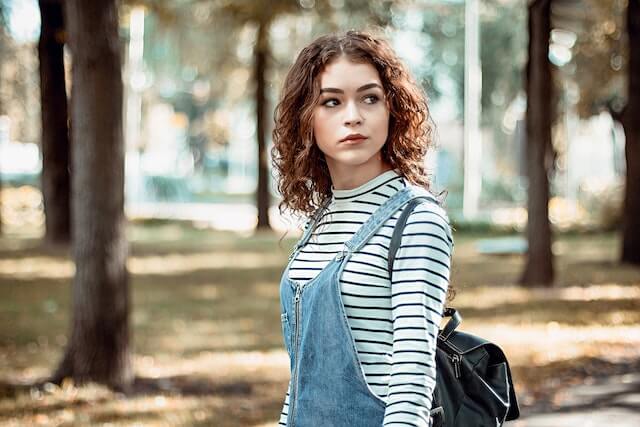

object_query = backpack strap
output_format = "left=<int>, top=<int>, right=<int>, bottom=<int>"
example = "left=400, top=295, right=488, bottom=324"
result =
left=387, top=196, right=430, bottom=275
left=388, top=197, right=460, bottom=330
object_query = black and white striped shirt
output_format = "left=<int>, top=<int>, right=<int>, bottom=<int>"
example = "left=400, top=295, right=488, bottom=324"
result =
left=279, top=169, right=454, bottom=427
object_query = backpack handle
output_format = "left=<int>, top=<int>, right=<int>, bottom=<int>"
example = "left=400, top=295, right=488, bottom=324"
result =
left=439, top=308, right=462, bottom=341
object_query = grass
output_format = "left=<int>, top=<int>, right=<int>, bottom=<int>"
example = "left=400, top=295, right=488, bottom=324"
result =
left=0, top=223, right=639, bottom=426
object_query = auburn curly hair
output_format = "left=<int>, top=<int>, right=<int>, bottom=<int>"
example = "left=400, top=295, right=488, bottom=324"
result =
left=271, top=29, right=437, bottom=219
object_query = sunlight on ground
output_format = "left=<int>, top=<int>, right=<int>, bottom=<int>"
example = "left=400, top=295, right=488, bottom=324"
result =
left=463, top=323, right=640, bottom=365
left=1, top=383, right=233, bottom=427
left=134, top=350, right=289, bottom=381
left=152, top=320, right=279, bottom=355
left=454, top=283, right=640, bottom=309
left=128, top=252, right=284, bottom=275
left=0, top=253, right=285, bottom=281
left=0, top=257, right=74, bottom=280
left=1, top=351, right=289, bottom=427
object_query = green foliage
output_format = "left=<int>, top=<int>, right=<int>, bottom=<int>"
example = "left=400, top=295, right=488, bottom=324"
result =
left=131, top=0, right=396, bottom=154
left=480, top=1, right=527, bottom=122
left=0, top=0, right=10, bottom=116
left=410, top=2, right=466, bottom=117
left=572, top=0, right=627, bottom=117
left=0, top=1, right=8, bottom=30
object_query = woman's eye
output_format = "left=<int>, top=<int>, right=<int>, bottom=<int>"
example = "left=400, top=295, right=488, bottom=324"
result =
left=320, top=95, right=379, bottom=108
left=363, top=94, right=380, bottom=104
left=321, top=98, right=339, bottom=107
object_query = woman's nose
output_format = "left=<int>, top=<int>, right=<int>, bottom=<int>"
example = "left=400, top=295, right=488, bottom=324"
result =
left=344, top=101, right=363, bottom=126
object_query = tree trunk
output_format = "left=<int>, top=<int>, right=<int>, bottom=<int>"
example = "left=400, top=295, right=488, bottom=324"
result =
left=621, top=0, right=640, bottom=265
left=521, top=0, right=554, bottom=286
left=39, top=0, right=71, bottom=246
left=52, top=0, right=132, bottom=390
left=254, top=21, right=272, bottom=230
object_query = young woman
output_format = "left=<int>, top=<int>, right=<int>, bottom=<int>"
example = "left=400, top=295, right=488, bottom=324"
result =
left=271, top=30, right=454, bottom=427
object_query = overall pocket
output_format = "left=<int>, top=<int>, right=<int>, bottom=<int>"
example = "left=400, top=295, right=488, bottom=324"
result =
left=280, top=312, right=292, bottom=355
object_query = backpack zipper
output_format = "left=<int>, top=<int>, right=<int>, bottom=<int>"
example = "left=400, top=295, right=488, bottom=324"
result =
left=450, top=353, right=462, bottom=378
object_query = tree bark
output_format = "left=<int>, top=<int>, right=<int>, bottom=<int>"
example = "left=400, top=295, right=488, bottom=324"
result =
left=39, top=0, right=71, bottom=245
left=254, top=21, right=272, bottom=230
left=52, top=0, right=132, bottom=390
left=521, top=0, right=554, bottom=286
left=621, top=0, right=640, bottom=265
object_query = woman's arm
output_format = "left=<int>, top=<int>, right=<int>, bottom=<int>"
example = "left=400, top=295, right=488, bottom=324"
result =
left=383, top=202, right=454, bottom=427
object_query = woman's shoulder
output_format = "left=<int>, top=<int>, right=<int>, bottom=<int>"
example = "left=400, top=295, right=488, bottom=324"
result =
left=402, top=184, right=455, bottom=246
left=403, top=184, right=450, bottom=217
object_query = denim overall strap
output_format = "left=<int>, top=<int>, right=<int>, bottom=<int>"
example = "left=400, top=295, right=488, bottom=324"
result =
left=349, top=184, right=441, bottom=255
left=288, top=196, right=332, bottom=261
left=342, top=186, right=415, bottom=254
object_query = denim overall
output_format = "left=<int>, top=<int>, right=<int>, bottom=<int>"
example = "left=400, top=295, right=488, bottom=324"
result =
left=280, top=185, right=431, bottom=427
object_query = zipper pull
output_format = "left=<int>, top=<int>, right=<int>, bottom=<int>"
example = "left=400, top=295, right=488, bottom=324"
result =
left=294, top=285, right=301, bottom=303
left=452, top=354, right=461, bottom=378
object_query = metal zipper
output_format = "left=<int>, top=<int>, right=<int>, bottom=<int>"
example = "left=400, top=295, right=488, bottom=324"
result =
left=289, top=247, right=344, bottom=425
left=290, top=284, right=302, bottom=426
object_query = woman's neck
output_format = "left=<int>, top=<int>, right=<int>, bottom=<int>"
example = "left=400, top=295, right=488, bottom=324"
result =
left=327, top=159, right=392, bottom=191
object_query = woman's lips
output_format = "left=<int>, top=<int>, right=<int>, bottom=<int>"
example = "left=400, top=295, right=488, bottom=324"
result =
left=340, top=137, right=367, bottom=145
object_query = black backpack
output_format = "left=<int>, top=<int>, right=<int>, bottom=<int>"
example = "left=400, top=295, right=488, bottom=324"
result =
left=388, top=197, right=520, bottom=427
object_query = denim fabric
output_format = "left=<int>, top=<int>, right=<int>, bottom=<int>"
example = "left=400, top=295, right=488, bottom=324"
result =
left=280, top=185, right=433, bottom=427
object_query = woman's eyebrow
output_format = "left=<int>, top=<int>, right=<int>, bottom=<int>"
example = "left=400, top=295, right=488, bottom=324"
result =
left=319, top=83, right=383, bottom=94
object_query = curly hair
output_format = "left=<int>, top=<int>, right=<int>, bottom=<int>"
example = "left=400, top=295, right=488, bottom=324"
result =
left=272, top=30, right=438, bottom=219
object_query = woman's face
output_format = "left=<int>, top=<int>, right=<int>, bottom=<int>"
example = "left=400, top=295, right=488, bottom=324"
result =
left=312, top=56, right=390, bottom=186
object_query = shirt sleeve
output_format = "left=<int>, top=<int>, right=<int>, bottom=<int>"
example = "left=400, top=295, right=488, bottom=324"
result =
left=278, top=379, right=291, bottom=426
left=383, top=203, right=454, bottom=427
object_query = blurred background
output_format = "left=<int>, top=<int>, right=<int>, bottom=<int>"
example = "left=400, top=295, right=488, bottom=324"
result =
left=0, top=0, right=638, bottom=426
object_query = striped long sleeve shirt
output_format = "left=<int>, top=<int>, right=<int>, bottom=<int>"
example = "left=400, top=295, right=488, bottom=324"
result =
left=279, top=169, right=454, bottom=427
